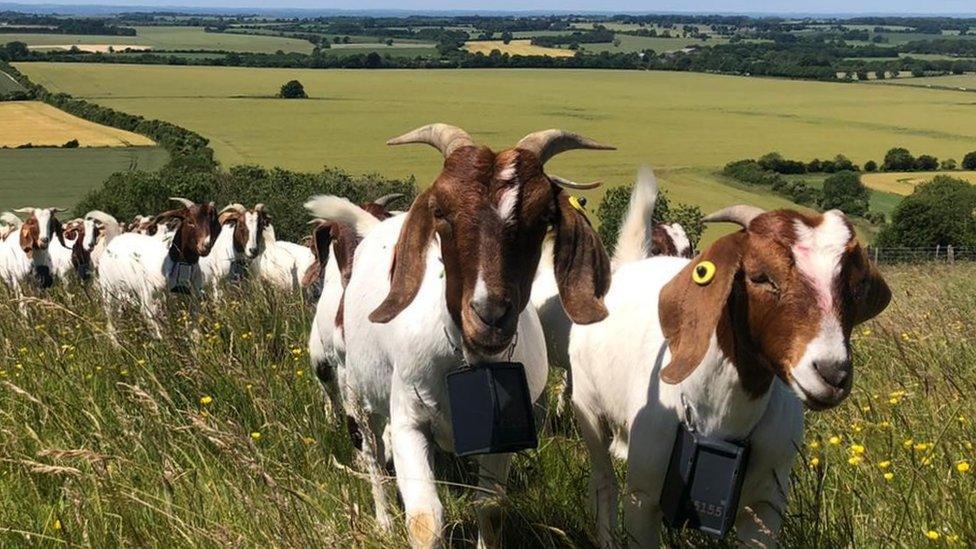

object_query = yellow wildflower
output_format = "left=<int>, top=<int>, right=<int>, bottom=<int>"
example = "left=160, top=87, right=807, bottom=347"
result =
left=957, top=461, right=970, bottom=473
left=250, top=431, right=261, bottom=441
left=878, top=460, right=892, bottom=469
left=883, top=472, right=894, bottom=481
left=914, top=442, right=931, bottom=452
left=903, top=438, right=914, bottom=449
left=295, top=369, right=304, bottom=377
left=848, top=455, right=863, bottom=465
left=200, top=396, right=213, bottom=406
left=829, top=436, right=841, bottom=445
left=809, top=457, right=820, bottom=468
left=926, top=531, right=940, bottom=541
left=808, top=441, right=820, bottom=450
left=850, top=444, right=866, bottom=455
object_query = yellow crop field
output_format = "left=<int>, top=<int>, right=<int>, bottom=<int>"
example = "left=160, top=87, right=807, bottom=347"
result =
left=0, top=101, right=156, bottom=148
left=862, top=171, right=976, bottom=195
left=464, top=39, right=576, bottom=57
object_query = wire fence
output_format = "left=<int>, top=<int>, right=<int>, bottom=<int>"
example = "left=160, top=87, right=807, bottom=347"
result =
left=867, top=246, right=976, bottom=264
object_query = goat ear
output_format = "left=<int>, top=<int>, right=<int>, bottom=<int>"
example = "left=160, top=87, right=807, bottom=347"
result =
left=53, top=217, right=67, bottom=248
left=313, top=222, right=333, bottom=264
left=852, top=250, right=891, bottom=324
left=153, top=208, right=186, bottom=222
left=19, top=223, right=32, bottom=254
left=369, top=190, right=434, bottom=323
left=553, top=193, right=612, bottom=324
left=659, top=232, right=746, bottom=385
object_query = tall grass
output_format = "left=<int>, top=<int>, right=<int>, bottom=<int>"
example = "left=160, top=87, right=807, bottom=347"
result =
left=0, top=264, right=973, bottom=547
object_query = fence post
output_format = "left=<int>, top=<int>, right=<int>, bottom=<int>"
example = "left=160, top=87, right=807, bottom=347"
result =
left=935, top=245, right=940, bottom=260
left=949, top=245, right=955, bottom=265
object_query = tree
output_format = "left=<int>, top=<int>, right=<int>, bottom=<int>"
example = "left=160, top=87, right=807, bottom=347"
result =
left=278, top=80, right=307, bottom=99
left=864, top=160, right=878, bottom=172
left=4, top=41, right=29, bottom=61
left=940, top=158, right=957, bottom=170
left=915, top=154, right=939, bottom=171
left=962, top=151, right=976, bottom=171
left=876, top=176, right=976, bottom=247
left=365, top=52, right=382, bottom=68
left=501, top=31, right=513, bottom=45
left=883, top=147, right=915, bottom=171
left=820, top=170, right=870, bottom=216
left=596, top=184, right=704, bottom=255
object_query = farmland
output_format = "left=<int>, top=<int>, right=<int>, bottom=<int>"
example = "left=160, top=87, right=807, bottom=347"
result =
left=464, top=39, right=575, bottom=57
left=863, top=170, right=976, bottom=195
left=15, top=62, right=976, bottom=240
left=5, top=26, right=314, bottom=54
left=0, top=147, right=169, bottom=211
left=0, top=68, right=25, bottom=93
left=1, top=264, right=974, bottom=546
left=0, top=101, right=156, bottom=148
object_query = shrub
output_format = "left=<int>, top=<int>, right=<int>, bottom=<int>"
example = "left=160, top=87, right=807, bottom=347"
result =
left=758, top=152, right=807, bottom=174
left=723, top=159, right=781, bottom=186
left=876, top=175, right=976, bottom=247
left=62, top=139, right=80, bottom=148
left=864, top=211, right=886, bottom=225
left=864, top=160, right=878, bottom=172
left=596, top=184, right=703, bottom=255
left=914, top=154, right=939, bottom=171
left=821, top=171, right=870, bottom=216
left=962, top=151, right=976, bottom=171
left=883, top=147, right=916, bottom=171
left=278, top=80, right=308, bottom=99
left=941, top=158, right=957, bottom=170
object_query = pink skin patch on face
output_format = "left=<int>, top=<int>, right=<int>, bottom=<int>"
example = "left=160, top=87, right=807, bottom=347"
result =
left=792, top=212, right=851, bottom=314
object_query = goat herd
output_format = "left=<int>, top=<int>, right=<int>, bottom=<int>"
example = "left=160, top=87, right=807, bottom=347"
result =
left=0, top=124, right=892, bottom=548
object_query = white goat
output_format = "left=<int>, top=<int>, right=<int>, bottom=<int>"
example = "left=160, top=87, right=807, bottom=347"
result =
left=97, top=198, right=219, bottom=339
left=569, top=205, right=892, bottom=547
left=305, top=123, right=614, bottom=548
left=0, top=212, right=29, bottom=290
left=82, top=210, right=124, bottom=269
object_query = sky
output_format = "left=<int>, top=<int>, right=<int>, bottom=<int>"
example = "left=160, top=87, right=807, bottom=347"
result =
left=4, top=0, right=976, bottom=16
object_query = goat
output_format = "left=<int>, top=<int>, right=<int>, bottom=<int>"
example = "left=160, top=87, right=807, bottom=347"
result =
left=301, top=193, right=403, bottom=304
left=245, top=205, right=316, bottom=292
left=306, top=194, right=403, bottom=418
left=568, top=205, right=892, bottom=547
left=60, top=218, right=93, bottom=281
left=0, top=212, right=29, bottom=290
left=531, top=167, right=693, bottom=417
left=81, top=210, right=124, bottom=269
left=307, top=123, right=614, bottom=547
left=97, top=198, right=219, bottom=339
left=11, top=207, right=69, bottom=288
left=198, top=203, right=252, bottom=293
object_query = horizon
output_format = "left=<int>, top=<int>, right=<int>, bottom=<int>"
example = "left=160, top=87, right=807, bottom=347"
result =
left=2, top=1, right=976, bottom=17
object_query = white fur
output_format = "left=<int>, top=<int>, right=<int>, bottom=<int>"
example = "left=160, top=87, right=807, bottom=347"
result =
left=569, top=258, right=804, bottom=547
left=314, top=210, right=549, bottom=546
left=251, top=226, right=315, bottom=292
left=199, top=221, right=243, bottom=292
left=496, top=186, right=519, bottom=225
left=97, top=232, right=204, bottom=339
left=662, top=223, right=691, bottom=257
left=612, top=166, right=659, bottom=268
left=83, top=210, right=123, bottom=268
left=305, top=195, right=380, bottom=237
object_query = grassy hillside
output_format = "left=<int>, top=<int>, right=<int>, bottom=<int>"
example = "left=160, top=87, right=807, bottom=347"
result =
left=0, top=147, right=169, bottom=211
left=0, top=264, right=972, bottom=546
left=0, top=69, right=25, bottom=93
left=18, top=63, right=976, bottom=197
left=3, top=26, right=314, bottom=54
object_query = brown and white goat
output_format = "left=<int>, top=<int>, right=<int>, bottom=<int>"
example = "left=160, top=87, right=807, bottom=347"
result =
left=569, top=205, right=891, bottom=547
left=97, top=198, right=220, bottom=339
left=306, top=123, right=614, bottom=547
left=13, top=207, right=71, bottom=287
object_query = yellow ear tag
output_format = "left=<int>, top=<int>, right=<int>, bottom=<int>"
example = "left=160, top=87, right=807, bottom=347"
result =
left=692, top=261, right=716, bottom=286
left=568, top=195, right=587, bottom=213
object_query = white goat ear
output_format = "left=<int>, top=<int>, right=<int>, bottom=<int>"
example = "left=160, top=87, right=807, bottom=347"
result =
left=658, top=232, right=746, bottom=385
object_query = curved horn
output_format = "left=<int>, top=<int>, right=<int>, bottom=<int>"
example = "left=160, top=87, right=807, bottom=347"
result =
left=254, top=203, right=268, bottom=213
left=387, top=123, right=474, bottom=159
left=219, top=203, right=247, bottom=215
left=549, top=175, right=603, bottom=191
left=373, top=193, right=405, bottom=207
left=13, top=207, right=35, bottom=215
left=84, top=210, right=118, bottom=226
left=516, top=129, right=615, bottom=165
left=169, top=197, right=194, bottom=208
left=703, top=205, right=766, bottom=229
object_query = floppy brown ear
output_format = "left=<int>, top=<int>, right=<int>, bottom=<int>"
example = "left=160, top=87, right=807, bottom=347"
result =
left=852, top=253, right=892, bottom=324
left=553, top=193, right=612, bottom=324
left=312, top=222, right=333, bottom=265
left=659, top=232, right=747, bottom=384
left=19, top=223, right=33, bottom=254
left=369, top=191, right=435, bottom=323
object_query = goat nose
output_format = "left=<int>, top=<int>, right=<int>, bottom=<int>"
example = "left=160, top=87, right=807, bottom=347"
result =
left=470, top=297, right=514, bottom=328
left=248, top=247, right=258, bottom=256
left=813, top=359, right=852, bottom=387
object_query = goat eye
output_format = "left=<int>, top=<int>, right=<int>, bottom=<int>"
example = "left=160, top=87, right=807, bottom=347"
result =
left=431, top=205, right=445, bottom=219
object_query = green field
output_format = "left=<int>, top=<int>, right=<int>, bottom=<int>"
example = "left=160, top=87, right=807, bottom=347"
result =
left=874, top=73, right=976, bottom=90
left=0, top=147, right=169, bottom=211
left=1, top=264, right=974, bottom=546
left=2, top=26, right=314, bottom=53
left=578, top=34, right=722, bottom=54
left=0, top=69, right=24, bottom=93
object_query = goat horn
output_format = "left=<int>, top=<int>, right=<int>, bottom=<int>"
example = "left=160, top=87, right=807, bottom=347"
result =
left=516, top=129, right=615, bottom=166
left=703, top=205, right=766, bottom=228
left=255, top=203, right=268, bottom=213
left=387, top=123, right=474, bottom=159
left=549, top=175, right=603, bottom=191
left=169, top=197, right=194, bottom=208
left=84, top=210, right=118, bottom=226
left=373, top=193, right=405, bottom=207
left=219, top=203, right=247, bottom=215
left=13, top=207, right=34, bottom=215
